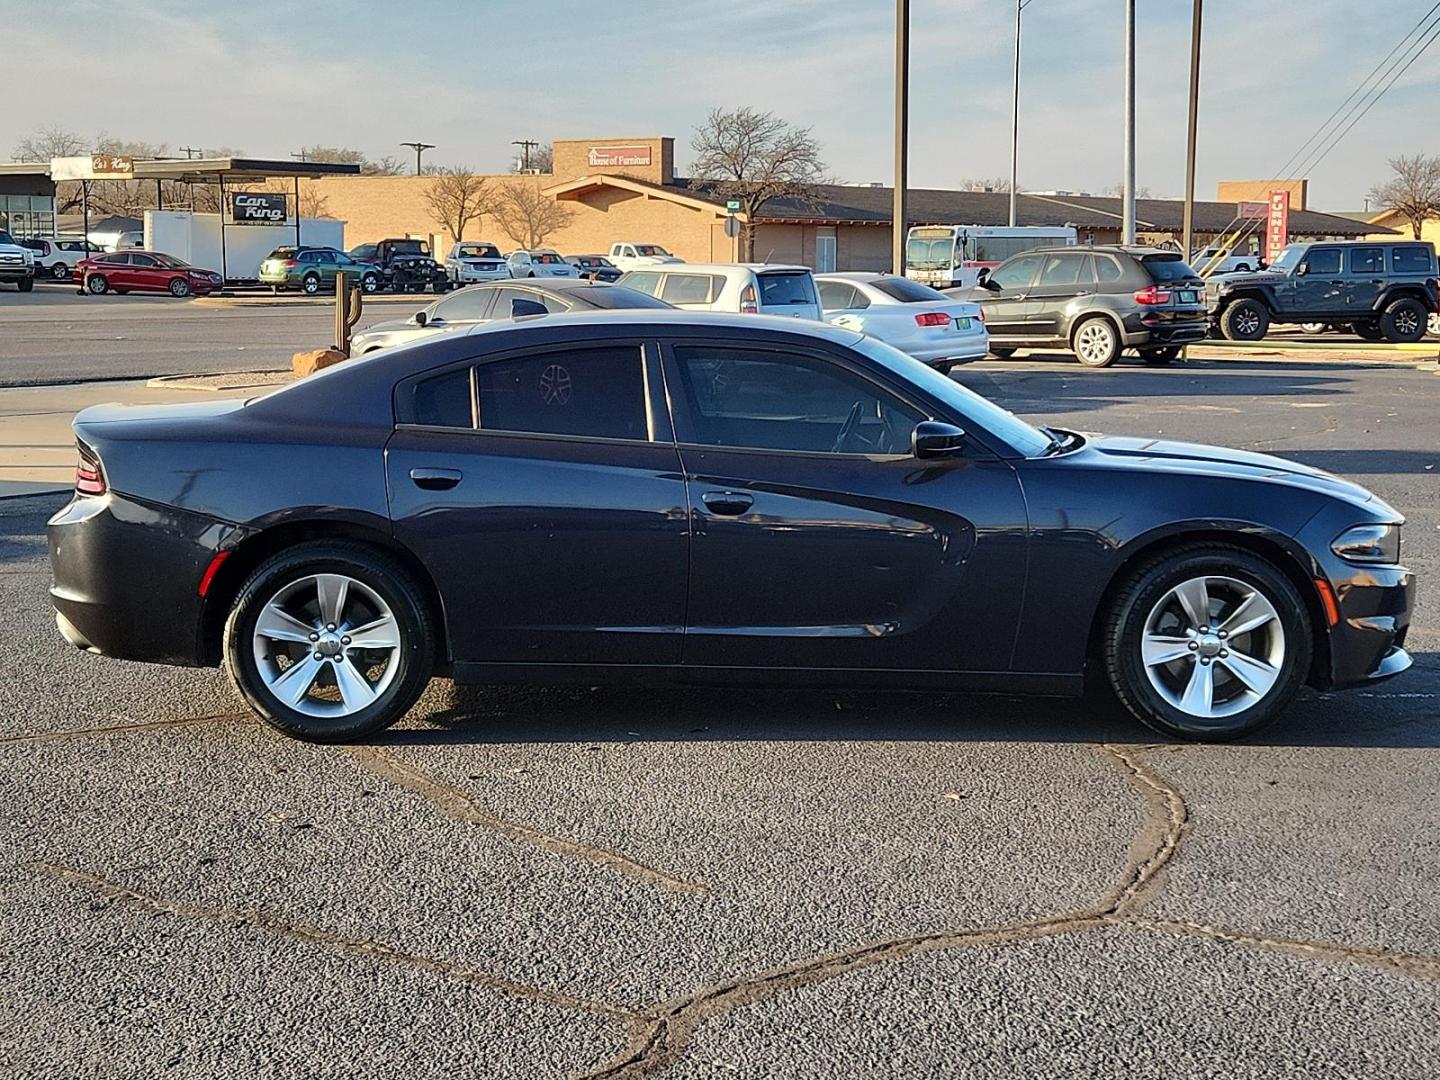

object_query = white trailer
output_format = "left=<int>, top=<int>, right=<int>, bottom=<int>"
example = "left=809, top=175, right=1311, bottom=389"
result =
left=144, top=210, right=346, bottom=283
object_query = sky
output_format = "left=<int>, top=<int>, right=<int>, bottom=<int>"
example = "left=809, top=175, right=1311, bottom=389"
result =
left=8, top=0, right=1438, bottom=210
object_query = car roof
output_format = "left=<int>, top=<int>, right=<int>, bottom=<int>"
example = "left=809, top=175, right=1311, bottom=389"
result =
left=814, top=272, right=893, bottom=282
left=631, top=263, right=813, bottom=275
left=459, top=307, right=861, bottom=342
left=459, top=277, right=614, bottom=294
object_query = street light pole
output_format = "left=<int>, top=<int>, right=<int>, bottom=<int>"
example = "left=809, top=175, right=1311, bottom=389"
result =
left=400, top=141, right=436, bottom=176
left=1009, top=0, right=1021, bottom=226
left=1121, top=0, right=1137, bottom=245
left=1181, top=0, right=1203, bottom=259
left=893, top=0, right=909, bottom=276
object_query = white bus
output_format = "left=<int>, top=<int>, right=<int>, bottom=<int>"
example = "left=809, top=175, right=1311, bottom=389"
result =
left=905, top=225, right=1078, bottom=289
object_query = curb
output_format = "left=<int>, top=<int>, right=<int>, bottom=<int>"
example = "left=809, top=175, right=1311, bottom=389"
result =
left=1199, top=338, right=1439, bottom=354
left=192, top=293, right=423, bottom=309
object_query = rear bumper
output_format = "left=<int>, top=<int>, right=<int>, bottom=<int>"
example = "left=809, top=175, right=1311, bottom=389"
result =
left=909, top=335, right=991, bottom=365
left=1121, top=315, right=1208, bottom=347
left=48, top=492, right=240, bottom=667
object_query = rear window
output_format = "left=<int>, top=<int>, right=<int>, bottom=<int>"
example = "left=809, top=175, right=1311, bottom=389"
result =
left=573, top=285, right=673, bottom=310
left=1140, top=255, right=1200, bottom=283
left=1391, top=246, right=1434, bottom=274
left=757, top=272, right=816, bottom=307
left=390, top=240, right=428, bottom=255
left=870, top=277, right=947, bottom=302
left=267, top=248, right=299, bottom=259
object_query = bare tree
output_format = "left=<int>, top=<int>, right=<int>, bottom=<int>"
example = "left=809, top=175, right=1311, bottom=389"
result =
left=1368, top=154, right=1440, bottom=239
left=12, top=124, right=88, bottom=162
left=298, top=185, right=332, bottom=219
left=423, top=167, right=492, bottom=242
left=1100, top=181, right=1156, bottom=199
left=958, top=177, right=1013, bottom=193
left=291, top=145, right=405, bottom=176
left=492, top=181, right=573, bottom=249
left=690, top=107, right=826, bottom=260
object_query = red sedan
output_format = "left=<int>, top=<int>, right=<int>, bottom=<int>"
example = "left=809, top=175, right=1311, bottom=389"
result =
left=76, top=250, right=224, bottom=298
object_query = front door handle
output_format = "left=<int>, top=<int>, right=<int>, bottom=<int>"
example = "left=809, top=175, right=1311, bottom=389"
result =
left=409, top=467, right=462, bottom=491
left=701, top=490, right=753, bottom=516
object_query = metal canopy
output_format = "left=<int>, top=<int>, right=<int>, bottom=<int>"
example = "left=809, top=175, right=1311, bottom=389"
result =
left=0, top=158, right=361, bottom=181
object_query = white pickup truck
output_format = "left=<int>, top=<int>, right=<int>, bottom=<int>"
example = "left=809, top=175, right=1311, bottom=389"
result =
left=0, top=229, right=36, bottom=291
left=607, top=242, right=684, bottom=272
left=1191, top=246, right=1260, bottom=276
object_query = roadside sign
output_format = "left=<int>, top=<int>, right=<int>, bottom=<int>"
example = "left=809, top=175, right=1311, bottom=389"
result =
left=726, top=199, right=741, bottom=214
left=1265, top=190, right=1290, bottom=264
left=229, top=191, right=288, bottom=225
left=51, top=154, right=135, bottom=181
left=724, top=216, right=740, bottom=238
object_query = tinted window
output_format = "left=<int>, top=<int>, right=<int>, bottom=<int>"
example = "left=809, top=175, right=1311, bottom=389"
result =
left=390, top=240, right=428, bottom=255
left=350, top=245, right=377, bottom=259
left=532, top=253, right=566, bottom=265
left=411, top=367, right=474, bottom=428
left=457, top=243, right=501, bottom=259
left=870, top=277, right=945, bottom=302
left=433, top=288, right=494, bottom=321
left=487, top=286, right=563, bottom=318
left=1303, top=248, right=1342, bottom=275
left=635, top=245, right=670, bottom=256
left=1140, top=255, right=1200, bottom=282
left=130, top=254, right=157, bottom=267
left=268, top=247, right=298, bottom=259
left=1094, top=255, right=1124, bottom=283
left=571, top=285, right=672, bottom=310
left=987, top=254, right=1042, bottom=290
left=1391, top=246, right=1434, bottom=274
left=477, top=346, right=647, bottom=441
left=817, top=281, right=862, bottom=310
left=757, top=272, right=816, bottom=307
left=1348, top=247, right=1384, bottom=274
left=660, top=273, right=717, bottom=304
left=1037, top=253, right=1088, bottom=286
left=618, top=271, right=660, bottom=296
left=669, top=345, right=922, bottom=455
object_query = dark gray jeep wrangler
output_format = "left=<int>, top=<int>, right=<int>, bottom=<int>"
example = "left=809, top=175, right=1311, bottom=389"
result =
left=1206, top=240, right=1437, bottom=343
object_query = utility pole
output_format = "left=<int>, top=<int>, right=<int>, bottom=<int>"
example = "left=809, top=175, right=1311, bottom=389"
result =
left=1181, top=0, right=1203, bottom=259
left=1008, top=0, right=1021, bottom=226
left=178, top=146, right=203, bottom=160
left=1121, top=0, right=1137, bottom=245
left=511, top=139, right=540, bottom=173
left=893, top=0, right=909, bottom=276
left=401, top=141, right=436, bottom=175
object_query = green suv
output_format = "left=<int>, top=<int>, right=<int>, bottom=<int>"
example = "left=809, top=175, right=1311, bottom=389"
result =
left=259, top=247, right=382, bottom=295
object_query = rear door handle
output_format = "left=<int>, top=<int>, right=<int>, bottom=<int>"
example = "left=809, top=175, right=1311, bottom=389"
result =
left=409, top=467, right=462, bottom=491
left=701, top=490, right=754, bottom=516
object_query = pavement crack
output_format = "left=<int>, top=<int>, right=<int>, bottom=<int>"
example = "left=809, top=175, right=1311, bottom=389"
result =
left=1123, top=916, right=1440, bottom=982
left=349, top=746, right=711, bottom=896
left=1093, top=744, right=1189, bottom=917
left=30, top=860, right=637, bottom=1020
left=0, top=711, right=246, bottom=745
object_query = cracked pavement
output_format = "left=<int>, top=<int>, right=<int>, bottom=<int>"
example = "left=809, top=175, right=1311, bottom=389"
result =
left=2, top=358, right=1438, bottom=1078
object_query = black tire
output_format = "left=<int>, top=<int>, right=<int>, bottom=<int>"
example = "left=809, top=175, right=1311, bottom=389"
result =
left=223, top=541, right=437, bottom=742
left=1072, top=316, right=1122, bottom=367
left=988, top=346, right=1016, bottom=358
left=432, top=279, right=449, bottom=294
left=1219, top=298, right=1269, bottom=341
left=361, top=274, right=379, bottom=294
left=1379, top=296, right=1427, bottom=343
left=1234, top=263, right=1251, bottom=272
left=1352, top=321, right=1385, bottom=342
left=302, top=273, right=321, bottom=296
left=168, top=276, right=191, bottom=298
left=1140, top=346, right=1181, bottom=366
left=52, top=262, right=71, bottom=281
left=1104, top=544, right=1312, bottom=741
left=17, top=276, right=34, bottom=293
left=86, top=274, right=109, bottom=295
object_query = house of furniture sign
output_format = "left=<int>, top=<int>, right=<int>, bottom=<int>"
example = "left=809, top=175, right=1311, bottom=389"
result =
left=587, top=145, right=652, bottom=168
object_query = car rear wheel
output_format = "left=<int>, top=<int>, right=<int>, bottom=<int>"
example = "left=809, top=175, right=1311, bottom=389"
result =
left=302, top=273, right=321, bottom=296
left=1428, top=312, right=1440, bottom=339
left=18, top=276, right=34, bottom=292
left=1380, top=297, right=1427, bottom=343
left=1140, top=346, right=1181, bottom=365
left=169, top=277, right=191, bottom=298
left=1072, top=317, right=1121, bottom=367
left=1104, top=545, right=1311, bottom=741
left=85, top=274, right=108, bottom=295
left=1219, top=299, right=1269, bottom=341
left=988, top=346, right=1017, bottom=358
left=224, top=541, right=436, bottom=742
left=52, top=262, right=70, bottom=281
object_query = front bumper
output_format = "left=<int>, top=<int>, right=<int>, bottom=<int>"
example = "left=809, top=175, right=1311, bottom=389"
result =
left=0, top=268, right=34, bottom=282
left=450, top=264, right=510, bottom=283
left=1323, top=562, right=1415, bottom=688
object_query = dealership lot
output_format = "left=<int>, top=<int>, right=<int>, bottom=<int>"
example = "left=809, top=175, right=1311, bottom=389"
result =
left=1, top=338, right=1437, bottom=1077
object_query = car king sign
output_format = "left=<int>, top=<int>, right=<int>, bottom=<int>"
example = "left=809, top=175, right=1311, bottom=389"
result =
left=230, top=192, right=288, bottom=225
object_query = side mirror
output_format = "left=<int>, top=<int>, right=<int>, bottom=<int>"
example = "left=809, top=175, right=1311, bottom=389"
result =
left=912, top=420, right=966, bottom=458
left=511, top=297, right=548, bottom=318
left=976, top=267, right=991, bottom=284
left=1295, top=264, right=1308, bottom=277
left=414, top=311, right=428, bottom=327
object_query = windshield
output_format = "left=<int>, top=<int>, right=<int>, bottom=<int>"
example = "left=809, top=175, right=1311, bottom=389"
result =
left=906, top=237, right=955, bottom=270
left=391, top=240, right=429, bottom=255
left=458, top=244, right=500, bottom=259
left=152, top=253, right=189, bottom=269
left=532, top=253, right=565, bottom=264
left=634, top=244, right=670, bottom=257
left=0, top=230, right=13, bottom=244
left=1268, top=245, right=1304, bottom=273
left=872, top=276, right=948, bottom=302
left=851, top=336, right=1052, bottom=457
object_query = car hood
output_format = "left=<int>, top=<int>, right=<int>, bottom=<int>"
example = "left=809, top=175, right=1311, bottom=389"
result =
left=1080, top=434, right=1379, bottom=506
left=1208, top=269, right=1286, bottom=289
left=357, top=316, right=422, bottom=335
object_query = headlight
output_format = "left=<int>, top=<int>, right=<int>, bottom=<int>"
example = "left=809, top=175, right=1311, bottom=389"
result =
left=1331, top=523, right=1401, bottom=564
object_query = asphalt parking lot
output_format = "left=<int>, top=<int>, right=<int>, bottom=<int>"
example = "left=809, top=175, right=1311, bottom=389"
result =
left=1, top=322, right=1438, bottom=1076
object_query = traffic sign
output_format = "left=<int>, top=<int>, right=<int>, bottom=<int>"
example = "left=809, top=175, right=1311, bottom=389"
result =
left=726, top=199, right=741, bottom=214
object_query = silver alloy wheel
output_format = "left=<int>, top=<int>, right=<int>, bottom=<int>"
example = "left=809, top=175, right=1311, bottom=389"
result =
left=304, top=275, right=320, bottom=294
left=1393, top=307, right=1420, bottom=336
left=1234, top=308, right=1261, bottom=336
left=251, top=573, right=402, bottom=718
left=1141, top=574, right=1284, bottom=722
left=53, top=261, right=70, bottom=280
left=1428, top=312, right=1440, bottom=338
left=1075, top=320, right=1116, bottom=364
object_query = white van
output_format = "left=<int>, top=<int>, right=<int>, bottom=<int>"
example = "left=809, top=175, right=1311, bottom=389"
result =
left=617, top=263, right=822, bottom=320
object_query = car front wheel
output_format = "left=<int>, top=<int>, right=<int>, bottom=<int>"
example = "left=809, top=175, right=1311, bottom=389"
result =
left=361, top=274, right=379, bottom=294
left=1428, top=312, right=1440, bottom=339
left=169, top=277, right=191, bottom=298
left=1219, top=299, right=1269, bottom=341
left=223, top=541, right=436, bottom=742
left=1103, top=545, right=1311, bottom=741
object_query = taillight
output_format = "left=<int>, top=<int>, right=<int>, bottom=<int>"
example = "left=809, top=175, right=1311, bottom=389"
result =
left=1133, top=285, right=1172, bottom=305
left=282, top=259, right=299, bottom=268
left=975, top=308, right=985, bottom=322
left=740, top=284, right=758, bottom=314
left=914, top=311, right=951, bottom=327
left=75, top=452, right=106, bottom=496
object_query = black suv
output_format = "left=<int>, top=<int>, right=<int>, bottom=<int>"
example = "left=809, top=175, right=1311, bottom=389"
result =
left=949, top=245, right=1208, bottom=368
left=349, top=238, right=449, bottom=294
left=1207, top=240, right=1438, bottom=343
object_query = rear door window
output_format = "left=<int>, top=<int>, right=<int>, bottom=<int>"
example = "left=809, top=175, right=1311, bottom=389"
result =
left=757, top=272, right=816, bottom=307
left=659, top=273, right=717, bottom=304
left=1037, top=253, right=1090, bottom=286
left=476, top=346, right=649, bottom=441
left=1348, top=247, right=1385, bottom=275
left=410, top=367, right=475, bottom=428
left=817, top=281, right=862, bottom=310
left=1094, top=255, right=1124, bottom=283
left=619, top=271, right=661, bottom=296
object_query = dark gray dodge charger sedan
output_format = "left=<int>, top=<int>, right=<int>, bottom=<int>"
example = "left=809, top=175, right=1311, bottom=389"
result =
left=48, top=312, right=1413, bottom=743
